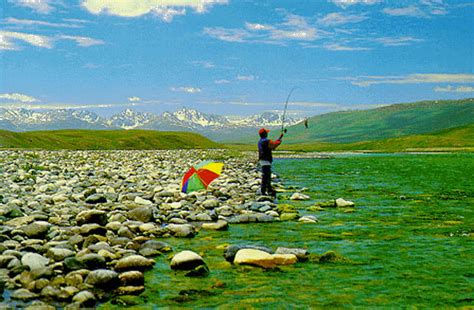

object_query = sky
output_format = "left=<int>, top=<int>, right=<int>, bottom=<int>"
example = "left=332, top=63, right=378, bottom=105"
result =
left=1, top=0, right=473, bottom=117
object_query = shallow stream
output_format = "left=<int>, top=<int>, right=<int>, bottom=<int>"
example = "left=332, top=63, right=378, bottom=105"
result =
left=104, top=153, right=473, bottom=308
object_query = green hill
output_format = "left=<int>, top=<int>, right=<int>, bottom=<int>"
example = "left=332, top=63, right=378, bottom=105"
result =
left=282, top=98, right=474, bottom=144
left=279, top=124, right=474, bottom=152
left=0, top=129, right=221, bottom=150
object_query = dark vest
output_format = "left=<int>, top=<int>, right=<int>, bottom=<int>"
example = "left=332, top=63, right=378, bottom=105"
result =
left=258, top=138, right=273, bottom=162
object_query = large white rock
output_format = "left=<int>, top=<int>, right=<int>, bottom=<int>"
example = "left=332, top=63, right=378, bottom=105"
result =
left=134, top=196, right=153, bottom=206
left=21, top=253, right=49, bottom=270
left=170, top=250, right=206, bottom=270
left=335, top=198, right=355, bottom=208
left=234, top=249, right=276, bottom=269
left=290, top=193, right=310, bottom=200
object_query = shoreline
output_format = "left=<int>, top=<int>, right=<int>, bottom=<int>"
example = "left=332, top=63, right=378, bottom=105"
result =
left=0, top=149, right=291, bottom=308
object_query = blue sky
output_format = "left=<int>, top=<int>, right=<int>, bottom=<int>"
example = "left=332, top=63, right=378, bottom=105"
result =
left=1, top=0, right=473, bottom=117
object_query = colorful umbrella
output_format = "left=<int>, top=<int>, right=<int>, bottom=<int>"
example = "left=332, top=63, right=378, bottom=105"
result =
left=181, top=160, right=224, bottom=193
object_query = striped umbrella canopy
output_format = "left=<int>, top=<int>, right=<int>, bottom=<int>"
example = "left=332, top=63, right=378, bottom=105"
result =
left=181, top=160, right=224, bottom=193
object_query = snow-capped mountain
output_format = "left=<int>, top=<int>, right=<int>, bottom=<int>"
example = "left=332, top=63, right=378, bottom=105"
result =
left=0, top=107, right=303, bottom=140
left=0, top=108, right=108, bottom=131
left=107, top=109, right=157, bottom=129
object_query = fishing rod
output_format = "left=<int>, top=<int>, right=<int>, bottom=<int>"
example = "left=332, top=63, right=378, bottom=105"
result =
left=281, top=86, right=298, bottom=134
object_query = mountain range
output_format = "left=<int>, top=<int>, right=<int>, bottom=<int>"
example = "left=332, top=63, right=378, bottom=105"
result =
left=0, top=107, right=302, bottom=141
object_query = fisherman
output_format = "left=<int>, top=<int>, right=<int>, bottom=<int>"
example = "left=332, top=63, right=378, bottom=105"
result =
left=258, top=128, right=283, bottom=196
left=304, top=117, right=309, bottom=129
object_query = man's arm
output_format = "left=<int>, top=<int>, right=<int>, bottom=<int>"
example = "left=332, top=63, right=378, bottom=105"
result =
left=268, top=133, right=283, bottom=150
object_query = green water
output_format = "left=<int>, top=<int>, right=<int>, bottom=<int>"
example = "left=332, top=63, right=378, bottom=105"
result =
left=106, top=153, right=474, bottom=308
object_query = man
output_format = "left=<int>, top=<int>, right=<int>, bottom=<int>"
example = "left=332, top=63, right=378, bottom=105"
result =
left=258, top=128, right=283, bottom=196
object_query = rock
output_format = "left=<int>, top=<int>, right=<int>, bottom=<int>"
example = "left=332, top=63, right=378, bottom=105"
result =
left=134, top=196, right=153, bottom=206
left=299, top=215, right=318, bottom=223
left=25, top=301, right=55, bottom=310
left=115, top=255, right=154, bottom=271
left=47, top=248, right=75, bottom=261
left=167, top=224, right=195, bottom=238
left=76, top=210, right=107, bottom=226
left=128, top=207, right=153, bottom=223
left=21, top=221, right=50, bottom=238
left=116, top=286, right=145, bottom=295
left=224, top=245, right=273, bottom=262
left=72, top=290, right=96, bottom=307
left=79, top=224, right=107, bottom=236
left=275, top=247, right=309, bottom=261
left=21, top=253, right=49, bottom=270
left=272, top=254, right=298, bottom=265
left=0, top=255, right=17, bottom=268
left=315, top=200, right=336, bottom=208
left=77, top=254, right=106, bottom=270
left=280, top=213, right=299, bottom=221
left=290, top=193, right=310, bottom=200
left=234, top=249, right=276, bottom=269
left=202, top=198, right=220, bottom=209
left=201, top=220, right=228, bottom=231
left=85, top=269, right=119, bottom=288
left=119, top=271, right=144, bottom=286
left=170, top=251, right=206, bottom=271
left=11, top=288, right=38, bottom=300
left=335, top=198, right=355, bottom=208
left=63, top=257, right=86, bottom=272
left=194, top=213, right=213, bottom=222
left=85, top=194, right=107, bottom=204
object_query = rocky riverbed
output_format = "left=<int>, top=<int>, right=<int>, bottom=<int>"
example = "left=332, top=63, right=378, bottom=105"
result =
left=0, top=149, right=322, bottom=308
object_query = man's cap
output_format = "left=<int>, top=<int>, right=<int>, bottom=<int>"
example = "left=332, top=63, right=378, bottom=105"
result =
left=259, top=128, right=270, bottom=135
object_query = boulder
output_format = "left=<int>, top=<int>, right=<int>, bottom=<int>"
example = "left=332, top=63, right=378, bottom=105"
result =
left=115, top=255, right=154, bottom=271
left=127, top=207, right=153, bottom=223
left=335, top=198, right=355, bottom=208
left=272, top=254, right=298, bottom=265
left=170, top=251, right=206, bottom=271
left=77, top=254, right=106, bottom=270
left=76, top=210, right=107, bottom=226
left=275, top=247, right=309, bottom=261
left=290, top=193, right=310, bottom=200
left=234, top=249, right=276, bottom=269
left=167, top=224, right=195, bottom=238
left=85, top=269, right=120, bottom=288
left=72, top=290, right=96, bottom=307
left=119, top=271, right=144, bottom=286
left=21, top=253, right=49, bottom=270
left=134, top=197, right=153, bottom=206
left=21, top=221, right=50, bottom=238
left=11, top=288, right=38, bottom=300
left=46, top=248, right=75, bottom=261
left=85, top=194, right=107, bottom=204
left=224, top=245, right=273, bottom=262
left=201, top=220, right=228, bottom=231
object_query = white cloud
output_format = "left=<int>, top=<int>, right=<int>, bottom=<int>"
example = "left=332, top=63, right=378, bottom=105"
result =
left=352, top=73, right=474, bottom=87
left=318, top=12, right=367, bottom=26
left=245, top=22, right=273, bottom=31
left=374, top=36, right=423, bottom=46
left=434, top=85, right=474, bottom=93
left=81, top=0, right=228, bottom=22
left=4, top=17, right=82, bottom=28
left=214, top=79, right=231, bottom=84
left=383, top=6, right=427, bottom=17
left=9, top=0, right=54, bottom=14
left=330, top=0, right=380, bottom=8
left=237, top=75, right=255, bottom=81
left=324, top=43, right=371, bottom=51
left=0, top=93, right=39, bottom=103
left=128, top=96, right=142, bottom=102
left=1, top=31, right=104, bottom=50
left=191, top=60, right=215, bottom=68
left=205, top=13, right=320, bottom=45
left=171, top=86, right=202, bottom=93
left=0, top=31, right=53, bottom=50
left=59, top=35, right=104, bottom=47
left=203, top=27, right=249, bottom=43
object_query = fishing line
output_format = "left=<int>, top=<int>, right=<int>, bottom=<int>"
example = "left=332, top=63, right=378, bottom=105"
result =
left=281, top=86, right=298, bottom=134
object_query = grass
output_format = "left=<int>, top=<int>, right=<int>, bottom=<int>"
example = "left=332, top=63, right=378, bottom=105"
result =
left=0, top=129, right=221, bottom=150
left=228, top=124, right=474, bottom=153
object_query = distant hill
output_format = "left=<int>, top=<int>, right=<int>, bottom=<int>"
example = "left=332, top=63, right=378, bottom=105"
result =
left=0, top=130, right=221, bottom=150
left=281, top=98, right=474, bottom=144
left=278, top=124, right=474, bottom=152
